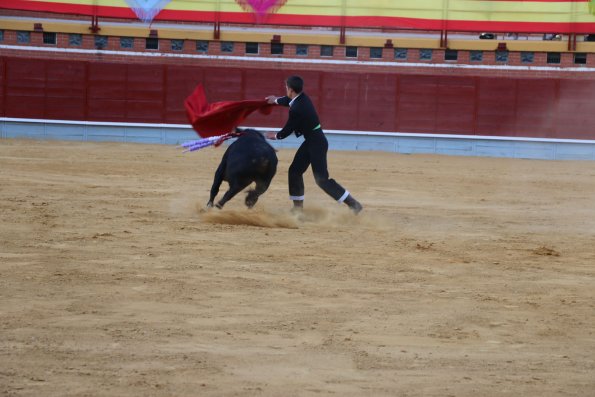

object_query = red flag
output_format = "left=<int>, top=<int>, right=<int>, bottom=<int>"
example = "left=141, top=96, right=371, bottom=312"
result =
left=184, top=84, right=274, bottom=138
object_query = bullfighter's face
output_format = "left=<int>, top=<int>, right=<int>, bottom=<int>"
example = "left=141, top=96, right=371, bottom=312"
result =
left=285, top=84, right=296, bottom=99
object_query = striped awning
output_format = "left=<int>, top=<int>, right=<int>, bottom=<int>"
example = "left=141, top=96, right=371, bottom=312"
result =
left=2, top=0, right=595, bottom=33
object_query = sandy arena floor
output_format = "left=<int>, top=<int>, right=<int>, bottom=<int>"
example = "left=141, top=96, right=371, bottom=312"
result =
left=1, top=138, right=594, bottom=396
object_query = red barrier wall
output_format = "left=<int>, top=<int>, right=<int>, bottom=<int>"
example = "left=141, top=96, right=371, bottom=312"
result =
left=1, top=56, right=595, bottom=140
left=0, top=59, right=5, bottom=116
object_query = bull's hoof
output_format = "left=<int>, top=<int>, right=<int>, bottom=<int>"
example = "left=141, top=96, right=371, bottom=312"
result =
left=245, top=191, right=259, bottom=208
left=207, top=201, right=223, bottom=210
left=245, top=198, right=258, bottom=208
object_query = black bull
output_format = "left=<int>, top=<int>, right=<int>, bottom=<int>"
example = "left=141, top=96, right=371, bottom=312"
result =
left=207, top=129, right=278, bottom=209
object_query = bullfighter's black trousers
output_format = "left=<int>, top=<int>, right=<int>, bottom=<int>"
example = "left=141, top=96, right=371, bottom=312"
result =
left=288, top=130, right=348, bottom=202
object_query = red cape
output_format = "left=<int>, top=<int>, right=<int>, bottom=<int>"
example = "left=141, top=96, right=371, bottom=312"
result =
left=184, top=84, right=274, bottom=138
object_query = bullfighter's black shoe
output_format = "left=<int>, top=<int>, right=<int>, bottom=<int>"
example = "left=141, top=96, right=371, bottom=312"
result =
left=291, top=200, right=304, bottom=214
left=344, top=194, right=363, bottom=215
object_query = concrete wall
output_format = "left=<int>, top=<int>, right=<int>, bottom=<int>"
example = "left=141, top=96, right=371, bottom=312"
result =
left=2, top=118, right=594, bottom=161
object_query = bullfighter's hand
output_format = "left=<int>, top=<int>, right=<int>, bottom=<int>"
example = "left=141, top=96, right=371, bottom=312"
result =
left=265, top=96, right=278, bottom=104
left=265, top=132, right=277, bottom=140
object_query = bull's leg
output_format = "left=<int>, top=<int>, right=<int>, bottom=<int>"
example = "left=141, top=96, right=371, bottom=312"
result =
left=245, top=178, right=271, bottom=208
left=245, top=162, right=276, bottom=208
left=216, top=179, right=251, bottom=209
left=207, top=160, right=226, bottom=208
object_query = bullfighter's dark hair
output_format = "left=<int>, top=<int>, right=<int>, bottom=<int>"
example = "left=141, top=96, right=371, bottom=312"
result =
left=286, top=75, right=304, bottom=94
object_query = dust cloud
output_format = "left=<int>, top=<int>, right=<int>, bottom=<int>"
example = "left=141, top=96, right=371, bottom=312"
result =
left=198, top=204, right=396, bottom=231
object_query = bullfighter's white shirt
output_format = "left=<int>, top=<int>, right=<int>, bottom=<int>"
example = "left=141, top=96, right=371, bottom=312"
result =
left=288, top=93, right=302, bottom=107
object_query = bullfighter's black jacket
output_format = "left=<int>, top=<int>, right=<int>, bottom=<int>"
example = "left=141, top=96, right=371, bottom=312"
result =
left=274, top=93, right=322, bottom=140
